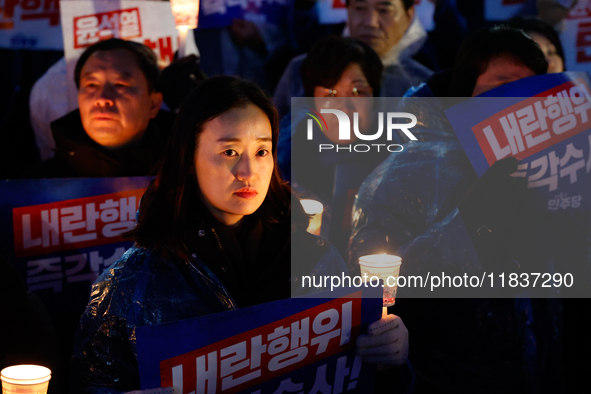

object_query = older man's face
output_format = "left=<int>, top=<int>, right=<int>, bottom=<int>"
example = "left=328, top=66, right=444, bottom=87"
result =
left=78, top=49, right=163, bottom=149
left=348, top=0, right=414, bottom=58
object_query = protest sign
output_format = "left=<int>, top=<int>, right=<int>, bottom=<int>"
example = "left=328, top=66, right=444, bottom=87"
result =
left=484, top=0, right=537, bottom=21
left=60, top=0, right=178, bottom=111
left=0, top=177, right=151, bottom=314
left=445, top=71, right=591, bottom=212
left=197, top=0, right=289, bottom=29
left=136, top=287, right=382, bottom=394
left=0, top=0, right=62, bottom=49
left=316, top=0, right=347, bottom=25
left=561, top=0, right=591, bottom=72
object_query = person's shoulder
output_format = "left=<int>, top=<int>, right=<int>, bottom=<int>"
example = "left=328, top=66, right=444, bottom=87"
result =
left=293, top=230, right=346, bottom=272
left=286, top=53, right=307, bottom=69
left=96, top=245, right=162, bottom=280
left=400, top=57, right=433, bottom=79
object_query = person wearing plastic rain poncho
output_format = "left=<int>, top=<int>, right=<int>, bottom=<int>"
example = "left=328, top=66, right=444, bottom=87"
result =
left=349, top=26, right=572, bottom=393
left=71, top=76, right=412, bottom=394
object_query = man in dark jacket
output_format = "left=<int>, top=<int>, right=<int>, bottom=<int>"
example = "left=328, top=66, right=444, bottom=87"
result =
left=27, top=39, right=173, bottom=178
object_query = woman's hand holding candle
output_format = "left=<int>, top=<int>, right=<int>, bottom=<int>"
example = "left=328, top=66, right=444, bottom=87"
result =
left=356, top=314, right=409, bottom=366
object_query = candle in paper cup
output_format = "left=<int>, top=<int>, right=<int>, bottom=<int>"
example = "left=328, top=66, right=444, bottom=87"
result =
left=358, top=254, right=402, bottom=307
left=170, top=0, right=200, bottom=28
left=300, top=199, right=324, bottom=236
left=1, top=365, right=51, bottom=394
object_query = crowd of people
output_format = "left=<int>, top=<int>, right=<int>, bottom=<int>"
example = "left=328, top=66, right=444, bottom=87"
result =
left=1, top=0, right=588, bottom=393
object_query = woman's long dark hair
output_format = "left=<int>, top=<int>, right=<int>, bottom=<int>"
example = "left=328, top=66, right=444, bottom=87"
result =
left=130, top=76, right=291, bottom=259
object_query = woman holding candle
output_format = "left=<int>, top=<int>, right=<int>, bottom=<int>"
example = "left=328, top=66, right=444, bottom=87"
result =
left=70, top=76, right=410, bottom=393
left=277, top=36, right=391, bottom=256
left=277, top=36, right=387, bottom=201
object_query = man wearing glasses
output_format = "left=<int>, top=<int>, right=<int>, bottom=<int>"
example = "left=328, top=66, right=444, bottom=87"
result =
left=274, top=0, right=433, bottom=118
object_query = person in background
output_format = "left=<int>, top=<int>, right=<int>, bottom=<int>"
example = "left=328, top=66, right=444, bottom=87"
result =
left=278, top=36, right=385, bottom=195
left=25, top=39, right=174, bottom=178
left=508, top=16, right=566, bottom=73
left=349, top=26, right=567, bottom=393
left=70, top=76, right=411, bottom=394
left=277, top=36, right=389, bottom=255
left=27, top=43, right=204, bottom=165
left=274, top=0, right=433, bottom=118
left=194, top=14, right=288, bottom=93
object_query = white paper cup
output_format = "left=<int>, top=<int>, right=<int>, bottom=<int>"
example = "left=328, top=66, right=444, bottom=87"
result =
left=359, top=254, right=402, bottom=307
left=300, top=199, right=324, bottom=236
left=1, top=365, right=51, bottom=394
left=170, top=0, right=200, bottom=28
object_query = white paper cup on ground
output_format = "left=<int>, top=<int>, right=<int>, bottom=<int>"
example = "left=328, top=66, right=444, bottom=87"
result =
left=359, top=254, right=402, bottom=307
left=1, top=365, right=51, bottom=394
left=300, top=199, right=324, bottom=236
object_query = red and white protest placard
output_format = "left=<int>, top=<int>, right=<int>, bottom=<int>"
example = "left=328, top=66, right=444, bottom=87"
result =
left=60, top=0, right=178, bottom=111
left=161, top=297, right=361, bottom=394
left=0, top=0, right=63, bottom=49
left=13, top=188, right=145, bottom=258
left=471, top=78, right=591, bottom=166
left=561, top=0, right=591, bottom=72
left=316, top=0, right=347, bottom=25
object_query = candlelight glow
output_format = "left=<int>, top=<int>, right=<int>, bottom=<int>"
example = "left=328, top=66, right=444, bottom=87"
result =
left=359, top=253, right=401, bottom=266
left=1, top=365, right=51, bottom=394
left=170, top=0, right=200, bottom=29
left=300, top=199, right=324, bottom=215
left=358, top=254, right=402, bottom=308
left=300, top=199, right=324, bottom=236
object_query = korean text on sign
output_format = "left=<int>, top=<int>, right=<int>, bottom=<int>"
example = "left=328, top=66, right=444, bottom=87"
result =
left=252, top=353, right=364, bottom=394
left=471, top=79, right=591, bottom=195
left=26, top=246, right=127, bottom=293
left=73, top=7, right=141, bottom=48
left=13, top=188, right=145, bottom=258
left=0, top=0, right=60, bottom=29
left=473, top=79, right=591, bottom=165
left=161, top=297, right=362, bottom=394
left=567, top=0, right=591, bottom=64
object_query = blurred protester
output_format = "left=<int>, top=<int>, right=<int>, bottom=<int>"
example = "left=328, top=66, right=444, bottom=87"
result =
left=274, top=0, right=434, bottom=118
left=70, top=76, right=411, bottom=393
left=508, top=16, right=566, bottom=73
left=349, top=27, right=568, bottom=393
left=194, top=14, right=288, bottom=93
left=508, top=14, right=591, bottom=394
left=277, top=36, right=389, bottom=256
left=536, top=0, right=578, bottom=29
left=278, top=36, right=385, bottom=196
left=424, top=0, right=468, bottom=70
left=25, top=39, right=173, bottom=178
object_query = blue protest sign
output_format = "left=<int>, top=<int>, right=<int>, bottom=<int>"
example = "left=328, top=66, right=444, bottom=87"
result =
left=136, top=287, right=382, bottom=394
left=445, top=72, right=591, bottom=212
left=0, top=177, right=152, bottom=314
left=197, top=0, right=289, bottom=29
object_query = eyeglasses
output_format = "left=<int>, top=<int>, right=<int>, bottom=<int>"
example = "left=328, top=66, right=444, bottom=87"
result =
left=321, top=86, right=374, bottom=98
